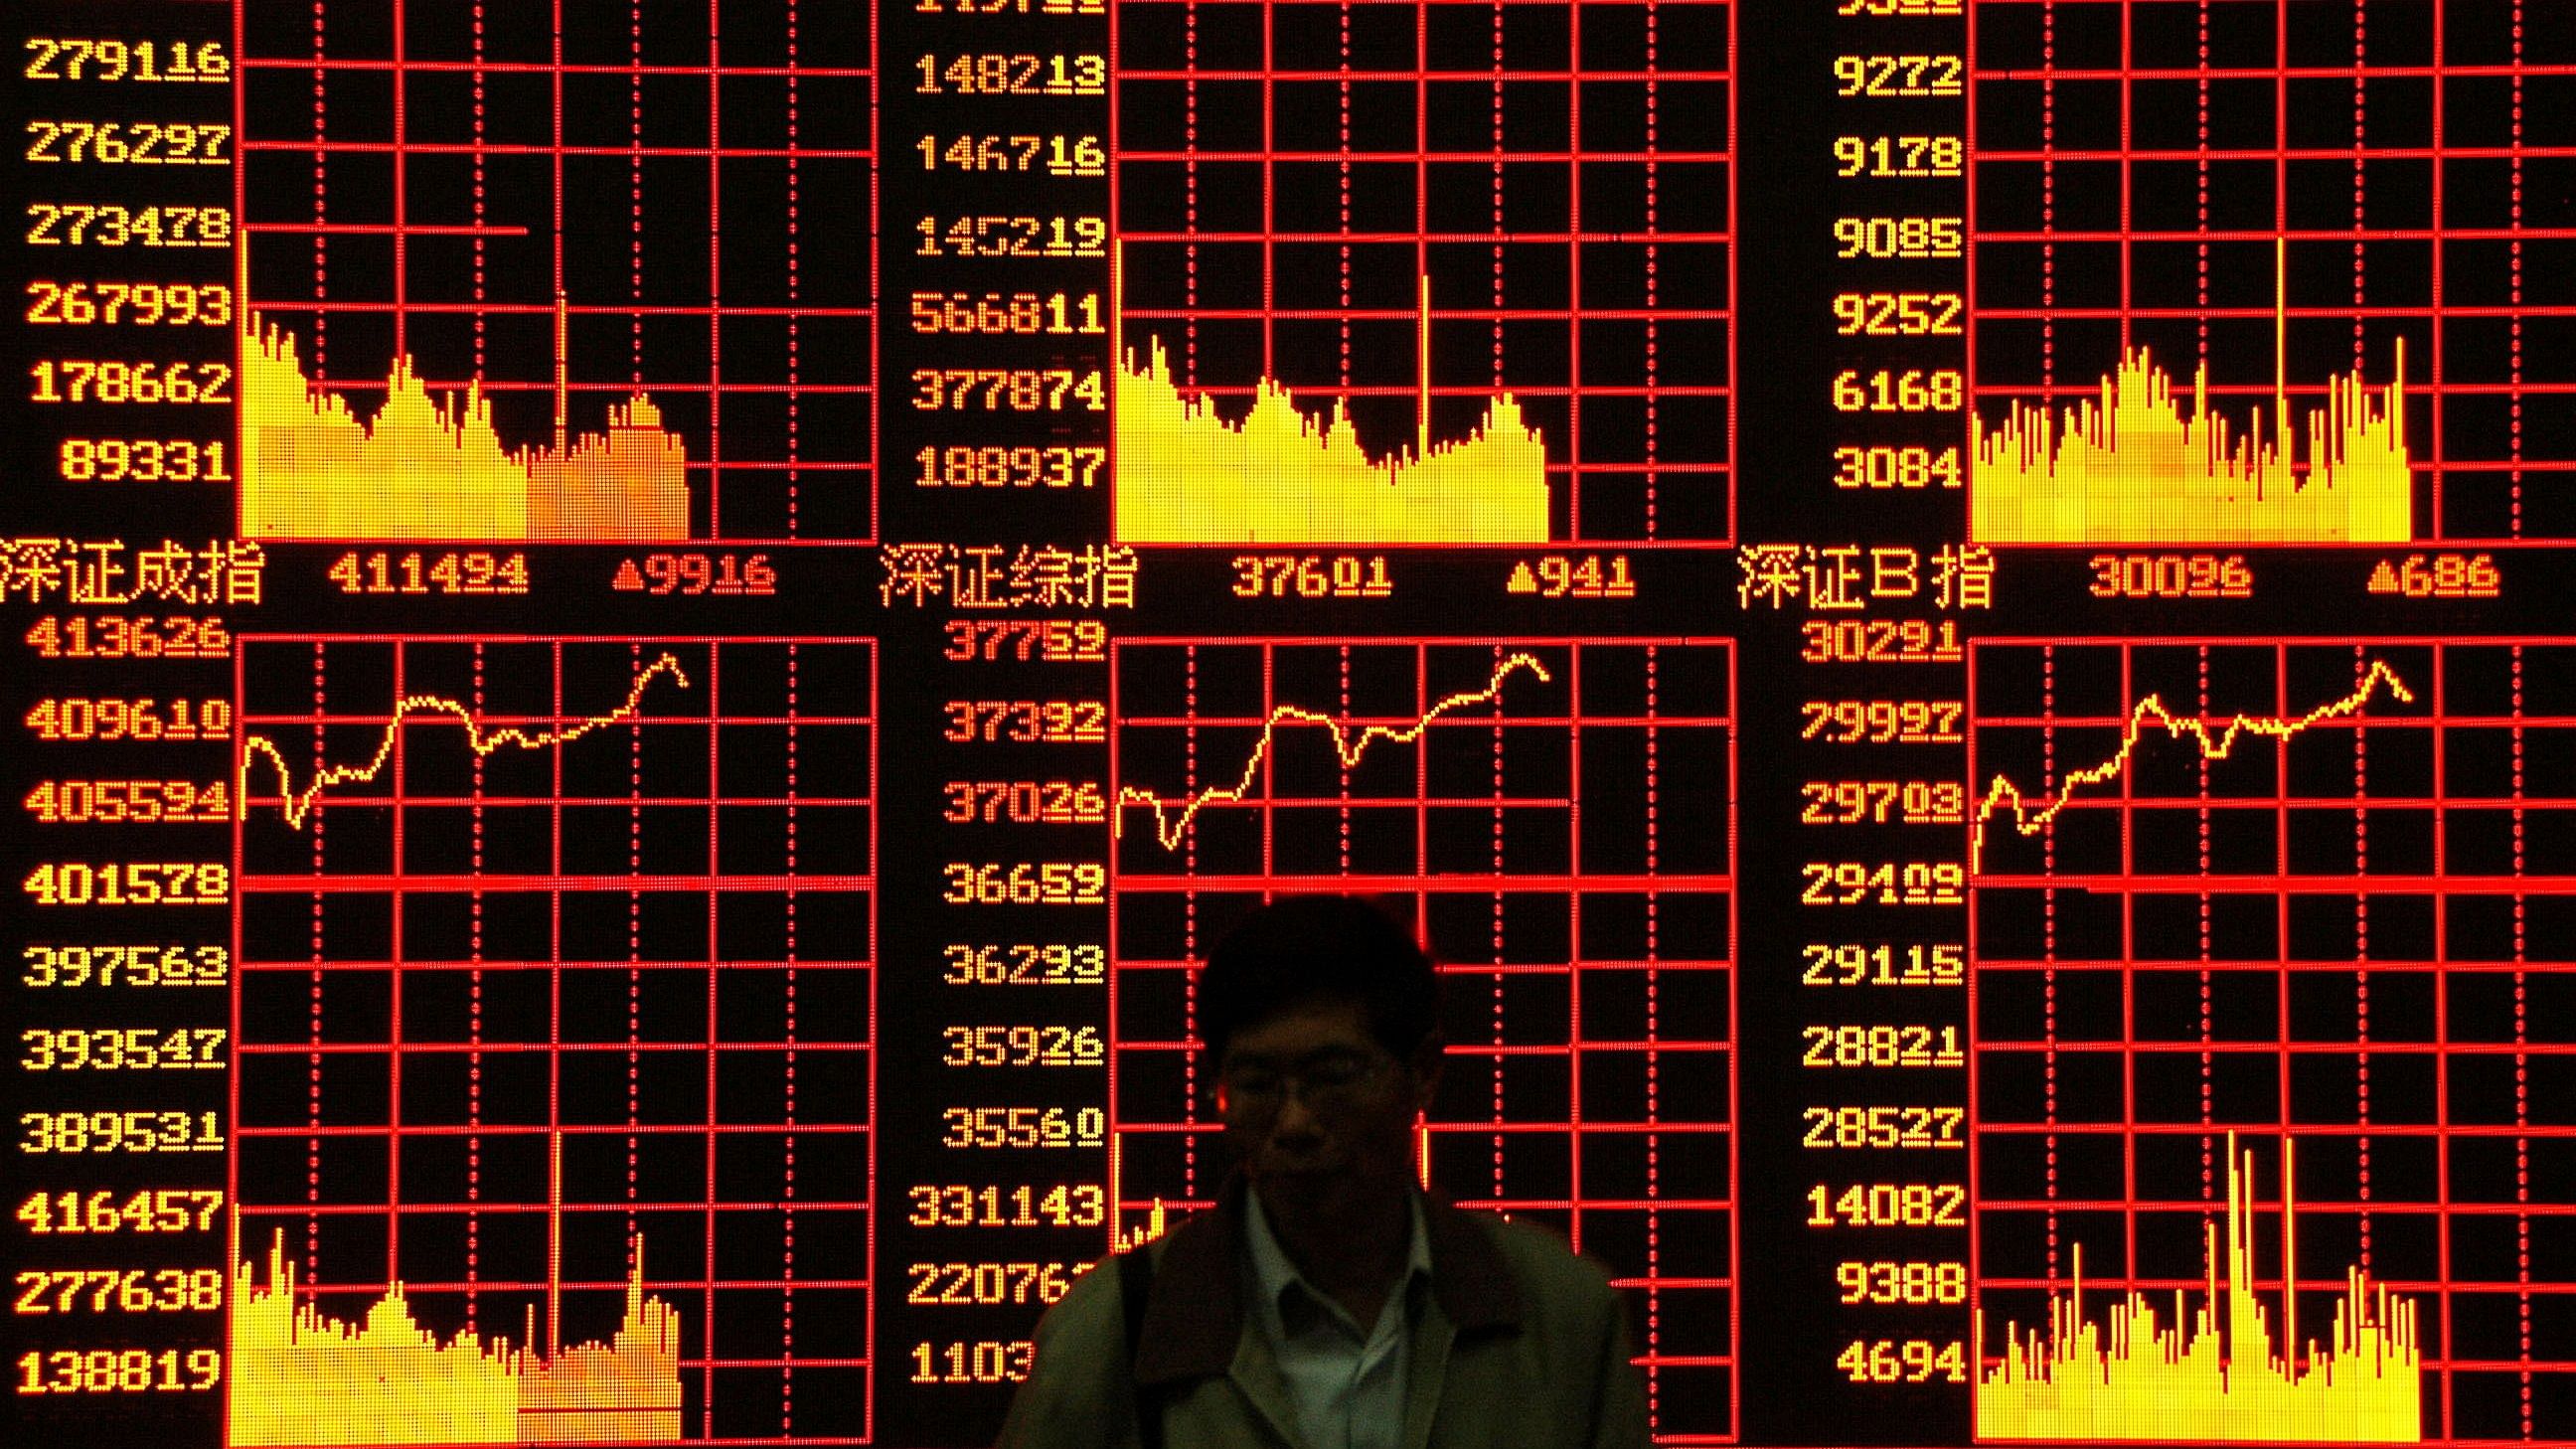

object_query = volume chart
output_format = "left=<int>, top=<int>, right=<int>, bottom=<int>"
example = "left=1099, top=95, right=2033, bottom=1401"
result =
left=236, top=2, right=875, bottom=542
left=1970, top=638, right=2576, bottom=1443
left=1967, top=1, right=2576, bottom=545
left=1106, top=638, right=1736, bottom=1440
left=230, top=636, right=877, bottom=1443
left=1110, top=0, right=1734, bottom=545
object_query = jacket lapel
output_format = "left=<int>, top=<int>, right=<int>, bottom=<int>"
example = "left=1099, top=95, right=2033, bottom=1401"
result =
left=1129, top=1184, right=1304, bottom=1446
left=1227, top=1309, right=1313, bottom=1449
left=1398, top=1306, right=1453, bottom=1449
left=1129, top=1188, right=1242, bottom=1386
left=1419, top=1199, right=1523, bottom=1336
left=1403, top=1201, right=1525, bottom=1448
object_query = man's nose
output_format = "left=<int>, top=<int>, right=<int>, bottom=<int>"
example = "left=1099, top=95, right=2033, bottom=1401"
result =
left=1270, top=1090, right=1326, bottom=1139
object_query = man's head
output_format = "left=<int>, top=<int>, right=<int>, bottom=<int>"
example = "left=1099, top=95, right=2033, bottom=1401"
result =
left=1200, top=895, right=1444, bottom=1217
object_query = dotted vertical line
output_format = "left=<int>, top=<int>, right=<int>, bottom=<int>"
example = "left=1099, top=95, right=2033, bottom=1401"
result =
left=1184, top=0, right=1200, bottom=385
left=2509, top=645, right=2530, bottom=1437
left=468, top=644, right=488, bottom=1331
left=2197, top=646, right=2214, bottom=1201
left=309, top=0, right=330, bottom=378
left=1640, top=2, right=1660, bottom=537
left=1339, top=0, right=1353, bottom=393
left=1339, top=647, right=1353, bottom=874
left=1641, top=644, right=1662, bottom=1424
left=784, top=8, right=803, bottom=533
left=630, top=4, right=647, bottom=386
left=2507, top=6, right=2523, bottom=536
left=628, top=644, right=646, bottom=1230
left=472, top=4, right=488, bottom=375
left=2041, top=645, right=2059, bottom=1282
left=780, top=644, right=801, bottom=1431
left=1183, top=646, right=1200, bottom=1199
left=2039, top=2, right=2057, bottom=405
left=2195, top=0, right=2210, bottom=373
left=306, top=642, right=329, bottom=1283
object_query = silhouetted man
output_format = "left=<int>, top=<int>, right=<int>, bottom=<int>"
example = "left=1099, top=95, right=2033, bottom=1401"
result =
left=998, top=894, right=1649, bottom=1448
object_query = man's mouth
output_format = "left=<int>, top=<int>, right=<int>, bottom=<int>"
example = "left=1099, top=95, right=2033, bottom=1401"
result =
left=1258, top=1160, right=1339, bottom=1179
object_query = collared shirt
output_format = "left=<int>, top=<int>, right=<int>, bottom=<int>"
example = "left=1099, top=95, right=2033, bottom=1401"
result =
left=1239, top=1189, right=1435, bottom=1449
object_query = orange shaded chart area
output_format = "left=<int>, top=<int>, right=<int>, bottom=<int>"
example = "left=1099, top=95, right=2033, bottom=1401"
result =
left=1979, top=1138, right=2422, bottom=1442
left=1973, top=344, right=2412, bottom=545
left=229, top=1233, right=683, bottom=1446
left=1971, top=659, right=2414, bottom=873
left=1112, top=268, right=1550, bottom=544
left=239, top=317, right=690, bottom=543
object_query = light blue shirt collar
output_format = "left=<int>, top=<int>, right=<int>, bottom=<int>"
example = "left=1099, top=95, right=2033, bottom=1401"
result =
left=1242, top=1184, right=1434, bottom=1335
left=1240, top=1186, right=1435, bottom=1449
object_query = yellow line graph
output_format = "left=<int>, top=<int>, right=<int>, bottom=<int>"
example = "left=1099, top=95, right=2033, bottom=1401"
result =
left=241, top=652, right=693, bottom=829
left=1971, top=659, right=2414, bottom=872
left=1115, top=651, right=1552, bottom=850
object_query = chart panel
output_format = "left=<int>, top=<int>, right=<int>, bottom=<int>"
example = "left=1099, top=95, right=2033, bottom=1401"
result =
left=1967, top=2, right=2576, bottom=546
left=236, top=5, right=875, bottom=543
left=1110, top=0, right=1734, bottom=545
left=1970, top=637, right=2576, bottom=1444
left=230, top=636, right=876, bottom=1443
left=12, top=0, right=2576, bottom=1445
left=1106, top=637, right=1736, bottom=1438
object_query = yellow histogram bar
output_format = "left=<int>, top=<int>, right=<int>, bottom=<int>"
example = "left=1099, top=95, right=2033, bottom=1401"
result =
left=1971, top=659, right=2413, bottom=872
left=1973, top=240, right=2413, bottom=544
left=238, top=302, right=691, bottom=543
left=240, top=652, right=693, bottom=829
left=1979, top=1136, right=2421, bottom=1442
left=1114, top=651, right=1552, bottom=850
left=1115, top=1199, right=1170, bottom=1254
left=1110, top=247, right=1551, bottom=544
left=230, top=1232, right=683, bottom=1446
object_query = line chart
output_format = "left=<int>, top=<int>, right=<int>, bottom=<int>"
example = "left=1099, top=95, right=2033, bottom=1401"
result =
left=1970, top=637, right=2576, bottom=1445
left=240, top=653, right=693, bottom=830
left=231, top=635, right=876, bottom=1443
left=1108, top=637, right=1737, bottom=1439
left=1110, top=650, right=1552, bottom=848
left=1970, top=658, right=2416, bottom=873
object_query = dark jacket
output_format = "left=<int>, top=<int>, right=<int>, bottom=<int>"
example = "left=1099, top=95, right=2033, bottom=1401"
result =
left=996, top=1181, right=1650, bottom=1448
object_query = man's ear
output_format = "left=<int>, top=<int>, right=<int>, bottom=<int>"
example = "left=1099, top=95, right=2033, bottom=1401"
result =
left=1408, top=1037, right=1444, bottom=1115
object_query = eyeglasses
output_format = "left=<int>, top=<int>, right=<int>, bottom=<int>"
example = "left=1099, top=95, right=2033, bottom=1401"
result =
left=1214, top=1048, right=1398, bottom=1114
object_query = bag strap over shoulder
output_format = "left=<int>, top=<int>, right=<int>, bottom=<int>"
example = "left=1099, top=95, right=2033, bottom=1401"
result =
left=1118, top=1248, right=1163, bottom=1449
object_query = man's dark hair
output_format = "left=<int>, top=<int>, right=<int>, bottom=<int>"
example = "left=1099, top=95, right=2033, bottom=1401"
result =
left=1199, top=894, right=1439, bottom=1064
